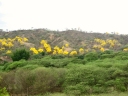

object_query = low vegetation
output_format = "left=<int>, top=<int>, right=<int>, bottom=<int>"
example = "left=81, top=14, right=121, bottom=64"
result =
left=0, top=30, right=128, bottom=95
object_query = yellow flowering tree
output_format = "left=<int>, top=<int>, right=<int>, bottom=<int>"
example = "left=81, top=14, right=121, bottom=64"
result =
left=6, top=50, right=12, bottom=54
left=69, top=50, right=77, bottom=56
left=30, top=47, right=39, bottom=54
left=79, top=48, right=84, bottom=54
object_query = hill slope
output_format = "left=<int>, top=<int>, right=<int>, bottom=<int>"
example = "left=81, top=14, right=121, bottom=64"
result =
left=0, top=29, right=128, bottom=49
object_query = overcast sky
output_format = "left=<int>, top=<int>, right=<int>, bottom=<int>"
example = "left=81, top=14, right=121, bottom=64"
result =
left=0, top=0, right=128, bottom=34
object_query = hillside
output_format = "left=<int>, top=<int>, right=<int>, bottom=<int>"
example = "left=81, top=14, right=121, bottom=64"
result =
left=1, top=29, right=128, bottom=95
left=0, top=29, right=128, bottom=50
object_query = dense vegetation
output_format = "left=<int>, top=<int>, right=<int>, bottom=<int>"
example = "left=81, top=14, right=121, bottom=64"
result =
left=0, top=30, right=128, bottom=96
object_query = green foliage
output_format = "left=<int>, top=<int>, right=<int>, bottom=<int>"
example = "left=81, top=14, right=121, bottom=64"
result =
left=51, top=54, right=65, bottom=59
left=0, top=68, right=66, bottom=95
left=0, top=87, right=9, bottom=96
left=41, top=51, right=45, bottom=56
left=2, top=59, right=27, bottom=71
left=101, top=54, right=115, bottom=59
left=32, top=68, right=65, bottom=94
left=77, top=54, right=85, bottom=59
left=71, top=57, right=87, bottom=64
left=41, top=59, right=51, bottom=67
left=85, top=52, right=100, bottom=62
left=30, top=52, right=46, bottom=59
left=103, top=50, right=114, bottom=54
left=30, top=53, right=43, bottom=59
left=0, top=76, right=9, bottom=96
left=115, top=78, right=127, bottom=92
left=22, top=65, right=39, bottom=70
left=11, top=48, right=30, bottom=61
left=1, top=50, right=128, bottom=95
left=63, top=62, right=128, bottom=95
left=114, top=51, right=128, bottom=60
left=40, top=58, right=70, bottom=67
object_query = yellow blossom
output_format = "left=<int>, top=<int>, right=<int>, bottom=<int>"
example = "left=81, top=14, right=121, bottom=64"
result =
left=69, top=50, right=77, bottom=56
left=6, top=50, right=12, bottom=54
left=79, top=48, right=84, bottom=53
left=65, top=44, right=69, bottom=47
left=100, top=47, right=105, bottom=52
left=38, top=48, right=43, bottom=53
left=63, top=51, right=69, bottom=55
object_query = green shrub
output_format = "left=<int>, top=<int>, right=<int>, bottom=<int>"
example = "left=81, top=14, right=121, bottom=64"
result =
left=63, top=64, right=128, bottom=94
left=77, top=54, right=85, bottom=59
left=114, top=51, right=128, bottom=60
left=14, top=69, right=36, bottom=94
left=50, top=59, right=69, bottom=68
left=11, top=48, right=30, bottom=61
left=103, top=50, right=114, bottom=54
left=101, top=54, right=114, bottom=59
left=30, top=54, right=42, bottom=59
left=115, top=78, right=127, bottom=92
left=121, top=56, right=128, bottom=60
left=0, top=76, right=9, bottom=96
left=41, top=59, right=51, bottom=67
left=0, top=87, right=9, bottom=96
left=3, top=59, right=27, bottom=71
left=31, top=67, right=66, bottom=94
left=51, top=54, right=65, bottom=59
left=71, top=58, right=87, bottom=64
left=22, top=65, right=39, bottom=70
left=85, top=52, right=100, bottom=62
left=40, top=58, right=70, bottom=68
left=92, top=86, right=105, bottom=93
left=41, top=51, right=45, bottom=56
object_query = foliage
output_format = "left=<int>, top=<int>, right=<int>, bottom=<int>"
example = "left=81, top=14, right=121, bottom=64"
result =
left=1, top=30, right=128, bottom=95
left=63, top=59, right=128, bottom=95
left=11, top=48, right=30, bottom=61
left=2, top=59, right=27, bottom=71
left=30, top=53, right=43, bottom=59
left=51, top=54, right=65, bottom=59
left=0, top=68, right=66, bottom=95
left=85, top=52, right=101, bottom=62
left=0, top=87, right=9, bottom=96
left=0, top=76, right=9, bottom=96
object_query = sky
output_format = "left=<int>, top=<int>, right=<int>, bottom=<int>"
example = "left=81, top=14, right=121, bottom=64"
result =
left=0, top=0, right=128, bottom=34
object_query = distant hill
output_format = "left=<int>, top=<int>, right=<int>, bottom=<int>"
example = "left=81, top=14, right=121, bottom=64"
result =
left=0, top=29, right=128, bottom=50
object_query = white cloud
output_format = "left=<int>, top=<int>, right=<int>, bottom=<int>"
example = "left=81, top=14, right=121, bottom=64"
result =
left=0, top=0, right=128, bottom=34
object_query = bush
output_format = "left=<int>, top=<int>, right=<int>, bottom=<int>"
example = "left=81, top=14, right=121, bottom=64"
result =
left=14, top=69, right=36, bottom=94
left=103, top=50, right=114, bottom=54
left=51, top=54, right=65, bottom=59
left=77, top=54, right=85, bottom=59
left=71, top=58, right=87, bottom=64
left=41, top=51, right=45, bottom=56
left=30, top=54, right=42, bottom=59
left=85, top=52, right=100, bottom=62
left=41, top=59, right=51, bottom=67
left=63, top=64, right=128, bottom=95
left=0, top=68, right=66, bottom=95
left=32, top=68, right=64, bottom=94
left=0, top=87, right=9, bottom=96
left=11, top=48, right=30, bottom=61
left=40, top=58, right=70, bottom=68
left=101, top=54, right=114, bottom=59
left=2, top=59, right=27, bottom=71
left=22, top=65, right=39, bottom=70
left=0, top=76, right=9, bottom=96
